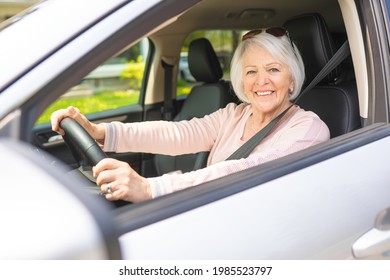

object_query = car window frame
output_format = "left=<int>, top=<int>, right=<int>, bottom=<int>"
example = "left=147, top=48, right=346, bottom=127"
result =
left=0, top=0, right=200, bottom=142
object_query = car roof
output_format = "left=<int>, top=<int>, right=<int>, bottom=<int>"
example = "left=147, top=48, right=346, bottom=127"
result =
left=159, top=0, right=343, bottom=33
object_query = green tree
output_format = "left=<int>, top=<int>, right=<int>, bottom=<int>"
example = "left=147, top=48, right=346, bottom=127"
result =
left=120, top=55, right=145, bottom=90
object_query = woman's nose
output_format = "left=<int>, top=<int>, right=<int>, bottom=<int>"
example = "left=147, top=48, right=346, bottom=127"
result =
left=255, top=73, right=270, bottom=85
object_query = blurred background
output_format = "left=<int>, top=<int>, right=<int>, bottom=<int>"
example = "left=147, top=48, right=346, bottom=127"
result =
left=0, top=0, right=39, bottom=23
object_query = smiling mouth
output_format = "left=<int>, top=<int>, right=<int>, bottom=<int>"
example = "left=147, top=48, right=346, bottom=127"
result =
left=255, top=90, right=274, bottom=96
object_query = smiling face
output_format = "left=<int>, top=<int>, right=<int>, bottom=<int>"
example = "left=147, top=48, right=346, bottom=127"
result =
left=243, top=45, right=294, bottom=119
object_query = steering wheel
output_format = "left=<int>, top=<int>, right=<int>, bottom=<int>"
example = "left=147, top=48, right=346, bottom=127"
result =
left=60, top=118, right=131, bottom=207
left=60, top=117, right=107, bottom=167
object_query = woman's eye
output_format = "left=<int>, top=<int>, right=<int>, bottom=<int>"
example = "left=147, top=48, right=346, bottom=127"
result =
left=269, top=67, right=280, bottom=72
left=246, top=70, right=256, bottom=75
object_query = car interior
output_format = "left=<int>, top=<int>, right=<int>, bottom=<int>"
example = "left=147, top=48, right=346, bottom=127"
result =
left=284, top=13, right=361, bottom=138
left=154, top=37, right=237, bottom=175
left=30, top=0, right=363, bottom=203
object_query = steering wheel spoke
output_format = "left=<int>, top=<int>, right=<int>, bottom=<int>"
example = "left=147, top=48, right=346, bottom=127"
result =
left=60, top=118, right=107, bottom=166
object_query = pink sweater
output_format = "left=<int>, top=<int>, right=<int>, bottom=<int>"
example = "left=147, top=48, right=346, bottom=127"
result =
left=102, top=103, right=330, bottom=197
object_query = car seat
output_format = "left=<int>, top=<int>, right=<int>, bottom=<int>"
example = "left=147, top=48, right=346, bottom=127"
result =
left=283, top=13, right=361, bottom=138
left=154, top=38, right=237, bottom=175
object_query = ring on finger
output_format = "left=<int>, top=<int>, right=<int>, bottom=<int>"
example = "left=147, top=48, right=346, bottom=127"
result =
left=106, top=183, right=113, bottom=194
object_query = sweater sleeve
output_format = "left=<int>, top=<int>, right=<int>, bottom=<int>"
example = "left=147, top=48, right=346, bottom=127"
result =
left=101, top=103, right=237, bottom=155
left=147, top=111, right=330, bottom=198
left=102, top=113, right=221, bottom=155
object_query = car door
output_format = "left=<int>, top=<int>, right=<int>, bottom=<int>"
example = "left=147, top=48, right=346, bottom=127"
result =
left=114, top=124, right=390, bottom=259
left=112, top=0, right=390, bottom=259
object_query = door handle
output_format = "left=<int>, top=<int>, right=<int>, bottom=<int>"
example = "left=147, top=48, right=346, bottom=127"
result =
left=352, top=208, right=390, bottom=259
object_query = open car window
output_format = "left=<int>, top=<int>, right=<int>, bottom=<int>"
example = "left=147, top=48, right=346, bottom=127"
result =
left=36, top=39, right=150, bottom=125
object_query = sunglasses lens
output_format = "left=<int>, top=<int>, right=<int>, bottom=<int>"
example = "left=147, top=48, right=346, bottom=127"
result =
left=242, top=29, right=262, bottom=40
left=241, top=27, right=297, bottom=58
left=242, top=27, right=287, bottom=41
left=265, top=27, right=287, bottom=37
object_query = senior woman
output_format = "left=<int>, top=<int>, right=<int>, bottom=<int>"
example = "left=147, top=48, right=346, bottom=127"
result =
left=51, top=27, right=330, bottom=203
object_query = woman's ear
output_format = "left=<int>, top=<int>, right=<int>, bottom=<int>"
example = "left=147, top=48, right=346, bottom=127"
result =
left=289, top=80, right=295, bottom=93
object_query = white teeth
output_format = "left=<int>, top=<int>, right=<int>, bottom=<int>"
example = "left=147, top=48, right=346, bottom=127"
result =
left=256, top=91, right=273, bottom=96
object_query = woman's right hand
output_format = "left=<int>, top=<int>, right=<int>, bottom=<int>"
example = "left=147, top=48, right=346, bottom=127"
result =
left=50, top=106, right=105, bottom=142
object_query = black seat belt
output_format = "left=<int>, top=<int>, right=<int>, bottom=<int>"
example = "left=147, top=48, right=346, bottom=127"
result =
left=161, top=59, right=174, bottom=120
left=226, top=40, right=350, bottom=160
left=295, top=41, right=350, bottom=103
left=227, top=104, right=293, bottom=160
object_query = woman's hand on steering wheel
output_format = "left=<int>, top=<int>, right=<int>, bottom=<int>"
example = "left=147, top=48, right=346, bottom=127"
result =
left=51, top=106, right=105, bottom=142
left=52, top=107, right=153, bottom=203
left=93, top=158, right=152, bottom=203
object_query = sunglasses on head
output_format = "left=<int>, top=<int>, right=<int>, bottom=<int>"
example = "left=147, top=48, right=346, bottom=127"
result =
left=242, top=27, right=297, bottom=56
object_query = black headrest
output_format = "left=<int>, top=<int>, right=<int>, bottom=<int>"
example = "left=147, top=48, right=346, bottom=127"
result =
left=283, top=13, right=341, bottom=84
left=188, top=38, right=223, bottom=83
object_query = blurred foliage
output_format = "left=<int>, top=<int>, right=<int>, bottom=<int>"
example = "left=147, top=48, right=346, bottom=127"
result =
left=36, top=91, right=140, bottom=125
left=182, top=30, right=240, bottom=73
left=120, top=55, right=145, bottom=90
left=182, top=30, right=236, bottom=52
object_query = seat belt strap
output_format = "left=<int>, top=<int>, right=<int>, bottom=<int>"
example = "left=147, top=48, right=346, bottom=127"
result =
left=193, top=151, right=210, bottom=170
left=226, top=105, right=293, bottom=160
left=227, top=40, right=350, bottom=161
left=161, top=59, right=174, bottom=120
left=295, top=41, right=350, bottom=103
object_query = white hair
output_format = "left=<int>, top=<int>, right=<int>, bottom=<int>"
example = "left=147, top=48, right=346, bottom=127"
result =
left=230, top=31, right=305, bottom=103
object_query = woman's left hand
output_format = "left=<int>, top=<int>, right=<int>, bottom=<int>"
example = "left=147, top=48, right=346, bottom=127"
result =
left=93, top=158, right=152, bottom=203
